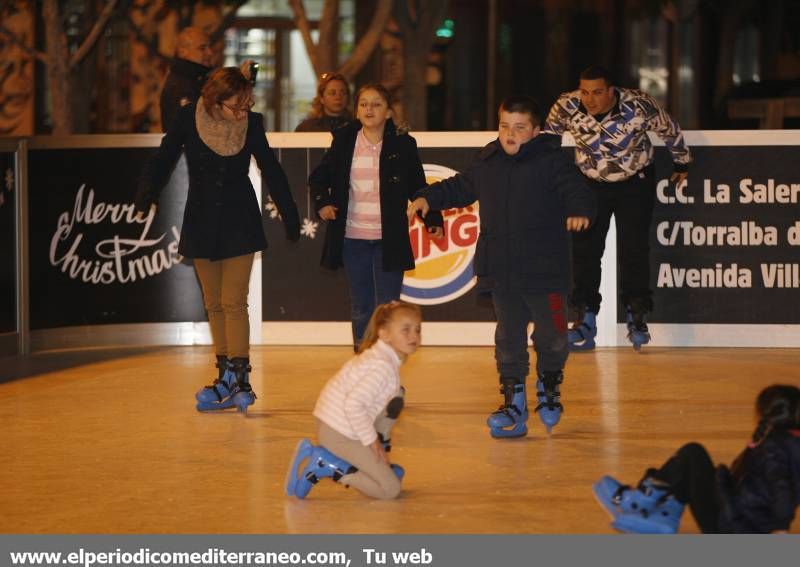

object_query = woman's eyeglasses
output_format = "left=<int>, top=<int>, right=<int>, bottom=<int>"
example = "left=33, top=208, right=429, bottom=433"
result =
left=222, top=100, right=255, bottom=114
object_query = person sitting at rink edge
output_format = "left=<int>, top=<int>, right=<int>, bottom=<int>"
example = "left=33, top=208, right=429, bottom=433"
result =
left=295, top=72, right=353, bottom=132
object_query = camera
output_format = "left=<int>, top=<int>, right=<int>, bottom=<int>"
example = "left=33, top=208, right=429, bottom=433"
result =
left=249, top=61, right=259, bottom=85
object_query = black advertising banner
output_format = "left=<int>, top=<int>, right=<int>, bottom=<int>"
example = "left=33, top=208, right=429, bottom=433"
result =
left=262, top=146, right=494, bottom=322
left=262, top=147, right=351, bottom=323
left=648, top=146, right=800, bottom=324
left=21, top=137, right=800, bottom=333
left=28, top=149, right=205, bottom=330
left=0, top=152, right=15, bottom=333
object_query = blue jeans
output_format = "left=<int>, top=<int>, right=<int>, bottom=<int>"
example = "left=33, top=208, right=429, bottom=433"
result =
left=342, top=238, right=404, bottom=349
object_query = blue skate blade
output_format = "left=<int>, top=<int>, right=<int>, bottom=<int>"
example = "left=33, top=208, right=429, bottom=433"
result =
left=489, top=423, right=528, bottom=438
left=627, top=330, right=650, bottom=352
left=568, top=337, right=596, bottom=351
left=230, top=389, right=256, bottom=414
left=195, top=387, right=224, bottom=403
left=537, top=409, right=561, bottom=430
left=285, top=439, right=313, bottom=497
left=612, top=514, right=677, bottom=535
left=195, top=397, right=237, bottom=412
left=592, top=479, right=622, bottom=521
left=486, top=410, right=529, bottom=429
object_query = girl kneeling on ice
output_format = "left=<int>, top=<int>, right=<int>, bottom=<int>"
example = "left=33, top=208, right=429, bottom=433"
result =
left=286, top=301, right=420, bottom=500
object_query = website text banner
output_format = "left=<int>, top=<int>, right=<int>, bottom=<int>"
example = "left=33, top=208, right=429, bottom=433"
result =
left=1, top=534, right=796, bottom=567
left=646, top=146, right=800, bottom=324
left=27, top=150, right=205, bottom=330
left=0, top=151, right=16, bottom=333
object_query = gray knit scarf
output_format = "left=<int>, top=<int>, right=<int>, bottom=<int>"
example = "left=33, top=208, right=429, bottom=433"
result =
left=195, top=97, right=248, bottom=156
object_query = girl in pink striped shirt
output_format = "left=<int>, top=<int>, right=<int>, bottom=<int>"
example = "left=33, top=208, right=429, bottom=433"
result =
left=309, top=84, right=443, bottom=351
left=286, top=301, right=421, bottom=500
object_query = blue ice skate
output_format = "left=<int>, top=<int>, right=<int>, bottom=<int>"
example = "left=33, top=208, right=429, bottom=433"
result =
left=285, top=439, right=314, bottom=497
left=195, top=357, right=235, bottom=403
left=195, top=359, right=256, bottom=414
left=612, top=495, right=685, bottom=534
left=568, top=311, right=597, bottom=351
left=285, top=440, right=356, bottom=499
left=487, top=380, right=528, bottom=438
left=626, top=307, right=651, bottom=352
left=593, top=475, right=671, bottom=520
left=534, top=371, right=563, bottom=434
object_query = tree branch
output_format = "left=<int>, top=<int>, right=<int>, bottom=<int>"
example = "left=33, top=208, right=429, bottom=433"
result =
left=125, top=11, right=170, bottom=64
left=288, top=0, right=320, bottom=75
left=209, top=0, right=249, bottom=44
left=0, top=23, right=48, bottom=64
left=394, top=0, right=413, bottom=32
left=337, top=0, right=393, bottom=79
left=317, top=0, right=338, bottom=69
left=69, top=0, right=118, bottom=68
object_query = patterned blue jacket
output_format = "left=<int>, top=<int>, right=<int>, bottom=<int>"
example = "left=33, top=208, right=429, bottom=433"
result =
left=543, top=88, right=691, bottom=183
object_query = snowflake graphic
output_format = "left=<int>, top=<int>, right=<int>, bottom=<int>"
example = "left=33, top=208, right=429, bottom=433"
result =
left=4, top=168, right=13, bottom=192
left=300, top=217, right=319, bottom=239
left=264, top=196, right=281, bottom=219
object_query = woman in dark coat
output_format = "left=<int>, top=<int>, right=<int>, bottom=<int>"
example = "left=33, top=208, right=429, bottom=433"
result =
left=136, top=67, right=299, bottom=413
left=309, top=83, right=442, bottom=349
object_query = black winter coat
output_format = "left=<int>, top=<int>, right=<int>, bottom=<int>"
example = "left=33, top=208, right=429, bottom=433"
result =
left=160, top=58, right=210, bottom=131
left=717, top=432, right=800, bottom=533
left=136, top=104, right=300, bottom=261
left=415, top=134, right=595, bottom=293
left=309, top=119, right=443, bottom=271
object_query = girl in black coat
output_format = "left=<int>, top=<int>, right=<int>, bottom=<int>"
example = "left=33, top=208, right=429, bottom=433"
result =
left=137, top=67, right=300, bottom=413
left=309, top=83, right=442, bottom=349
left=594, top=384, right=800, bottom=533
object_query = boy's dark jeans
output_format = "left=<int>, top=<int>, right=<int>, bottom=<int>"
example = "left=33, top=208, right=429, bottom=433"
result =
left=342, top=238, right=404, bottom=349
left=491, top=290, right=569, bottom=381
left=570, top=164, right=656, bottom=315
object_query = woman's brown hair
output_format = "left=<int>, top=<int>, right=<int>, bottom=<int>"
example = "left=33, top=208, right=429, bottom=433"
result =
left=201, top=67, right=252, bottom=116
left=358, top=300, right=422, bottom=354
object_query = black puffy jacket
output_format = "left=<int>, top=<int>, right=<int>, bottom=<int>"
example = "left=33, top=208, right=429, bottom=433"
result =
left=717, top=431, right=800, bottom=533
left=160, top=58, right=210, bottom=132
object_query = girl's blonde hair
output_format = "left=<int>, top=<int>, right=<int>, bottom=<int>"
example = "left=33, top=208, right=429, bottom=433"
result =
left=358, top=300, right=422, bottom=354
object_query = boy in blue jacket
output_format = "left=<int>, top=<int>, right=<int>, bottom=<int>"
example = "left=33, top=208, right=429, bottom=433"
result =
left=407, top=96, right=595, bottom=438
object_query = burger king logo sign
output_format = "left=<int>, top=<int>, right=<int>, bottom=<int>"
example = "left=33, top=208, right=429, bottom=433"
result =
left=401, top=164, right=479, bottom=305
